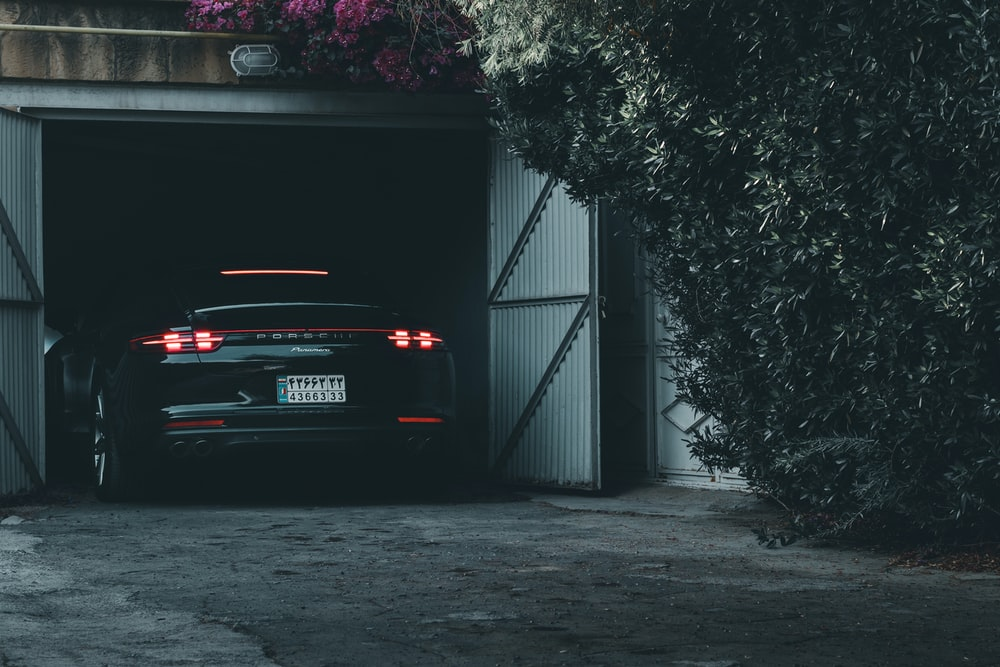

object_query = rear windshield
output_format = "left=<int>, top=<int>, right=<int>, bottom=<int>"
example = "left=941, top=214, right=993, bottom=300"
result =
left=172, top=269, right=391, bottom=311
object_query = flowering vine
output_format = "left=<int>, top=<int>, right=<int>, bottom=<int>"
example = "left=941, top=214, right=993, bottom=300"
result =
left=186, top=0, right=481, bottom=92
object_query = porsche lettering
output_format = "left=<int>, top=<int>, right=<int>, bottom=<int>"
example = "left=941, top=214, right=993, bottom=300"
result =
left=257, top=332, right=345, bottom=340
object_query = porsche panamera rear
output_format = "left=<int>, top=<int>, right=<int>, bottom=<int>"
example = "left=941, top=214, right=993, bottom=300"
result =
left=135, top=303, right=455, bottom=455
left=55, top=269, right=457, bottom=501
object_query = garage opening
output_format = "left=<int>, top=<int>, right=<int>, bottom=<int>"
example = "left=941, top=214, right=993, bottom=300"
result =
left=41, top=119, right=491, bottom=479
left=23, top=112, right=724, bottom=495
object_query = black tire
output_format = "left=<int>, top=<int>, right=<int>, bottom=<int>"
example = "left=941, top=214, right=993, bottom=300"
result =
left=92, top=384, right=134, bottom=502
left=44, top=356, right=92, bottom=486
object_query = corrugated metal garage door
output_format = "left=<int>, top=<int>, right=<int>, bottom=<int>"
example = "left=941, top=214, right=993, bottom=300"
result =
left=487, top=142, right=600, bottom=490
left=0, top=109, right=45, bottom=494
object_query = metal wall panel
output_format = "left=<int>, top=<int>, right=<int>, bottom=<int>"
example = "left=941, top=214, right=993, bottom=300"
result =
left=488, top=141, right=600, bottom=489
left=0, top=109, right=45, bottom=495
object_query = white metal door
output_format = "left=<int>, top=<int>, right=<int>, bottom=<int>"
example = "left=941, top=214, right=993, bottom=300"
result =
left=653, top=304, right=744, bottom=488
left=0, top=109, right=45, bottom=494
left=487, top=142, right=600, bottom=489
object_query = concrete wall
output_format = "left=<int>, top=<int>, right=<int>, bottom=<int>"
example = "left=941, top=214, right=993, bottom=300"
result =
left=0, top=0, right=240, bottom=84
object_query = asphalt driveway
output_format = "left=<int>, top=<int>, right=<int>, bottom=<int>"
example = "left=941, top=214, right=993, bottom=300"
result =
left=1, top=474, right=998, bottom=666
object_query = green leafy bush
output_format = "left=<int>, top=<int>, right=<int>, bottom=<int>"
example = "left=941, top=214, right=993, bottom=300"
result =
left=467, top=0, right=1000, bottom=537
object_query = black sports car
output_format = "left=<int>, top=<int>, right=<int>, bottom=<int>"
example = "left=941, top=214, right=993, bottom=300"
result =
left=46, top=267, right=457, bottom=500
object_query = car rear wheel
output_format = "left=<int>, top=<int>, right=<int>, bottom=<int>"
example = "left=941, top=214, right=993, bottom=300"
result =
left=93, top=385, right=132, bottom=502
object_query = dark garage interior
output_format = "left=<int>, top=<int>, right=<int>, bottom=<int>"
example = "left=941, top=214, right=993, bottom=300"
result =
left=40, top=119, right=491, bottom=478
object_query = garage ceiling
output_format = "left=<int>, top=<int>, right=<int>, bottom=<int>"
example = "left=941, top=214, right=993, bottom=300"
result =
left=42, top=120, right=488, bottom=336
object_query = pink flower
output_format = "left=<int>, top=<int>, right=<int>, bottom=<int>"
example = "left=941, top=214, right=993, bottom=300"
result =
left=187, top=0, right=482, bottom=90
left=280, top=0, right=329, bottom=30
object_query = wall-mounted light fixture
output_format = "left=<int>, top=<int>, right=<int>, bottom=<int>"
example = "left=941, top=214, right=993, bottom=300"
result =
left=229, top=44, right=280, bottom=77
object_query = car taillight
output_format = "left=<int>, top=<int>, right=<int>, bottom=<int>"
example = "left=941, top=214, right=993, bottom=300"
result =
left=131, top=331, right=225, bottom=353
left=388, top=330, right=443, bottom=350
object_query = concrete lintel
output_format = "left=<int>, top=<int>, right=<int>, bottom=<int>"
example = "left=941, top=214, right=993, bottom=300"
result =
left=0, top=80, right=490, bottom=129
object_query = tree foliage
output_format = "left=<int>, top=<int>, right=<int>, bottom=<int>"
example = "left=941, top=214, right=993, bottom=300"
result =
left=459, top=0, right=1000, bottom=537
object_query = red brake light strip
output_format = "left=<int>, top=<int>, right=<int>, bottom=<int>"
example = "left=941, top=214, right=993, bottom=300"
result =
left=220, top=269, right=329, bottom=276
left=164, top=419, right=225, bottom=429
left=135, top=328, right=441, bottom=352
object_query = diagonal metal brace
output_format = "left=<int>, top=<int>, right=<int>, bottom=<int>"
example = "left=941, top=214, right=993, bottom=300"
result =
left=491, top=297, right=591, bottom=476
left=0, top=389, right=44, bottom=489
left=488, top=176, right=557, bottom=305
left=0, top=199, right=43, bottom=304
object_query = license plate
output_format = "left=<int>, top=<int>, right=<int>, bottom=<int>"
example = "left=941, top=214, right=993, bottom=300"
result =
left=277, top=375, right=347, bottom=404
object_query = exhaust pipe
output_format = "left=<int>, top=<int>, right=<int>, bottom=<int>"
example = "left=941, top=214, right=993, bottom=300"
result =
left=193, top=440, right=214, bottom=458
left=406, top=436, right=434, bottom=455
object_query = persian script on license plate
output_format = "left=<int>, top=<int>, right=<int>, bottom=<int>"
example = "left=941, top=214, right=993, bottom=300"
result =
left=277, top=374, right=347, bottom=404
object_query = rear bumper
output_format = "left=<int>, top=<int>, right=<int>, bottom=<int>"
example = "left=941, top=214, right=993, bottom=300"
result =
left=155, top=421, right=454, bottom=461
